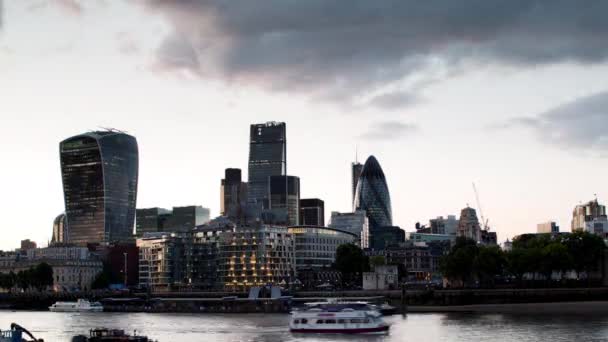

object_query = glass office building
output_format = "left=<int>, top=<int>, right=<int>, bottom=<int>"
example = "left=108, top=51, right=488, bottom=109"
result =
left=354, top=155, right=393, bottom=230
left=60, top=130, right=138, bottom=245
left=247, top=122, right=286, bottom=209
left=269, top=175, right=300, bottom=226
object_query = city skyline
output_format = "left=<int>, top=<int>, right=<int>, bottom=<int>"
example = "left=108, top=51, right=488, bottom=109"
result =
left=2, top=1, right=608, bottom=250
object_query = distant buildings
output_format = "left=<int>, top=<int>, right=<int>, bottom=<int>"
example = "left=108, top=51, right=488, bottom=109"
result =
left=537, top=221, right=560, bottom=234
left=0, top=246, right=102, bottom=292
left=220, top=168, right=248, bottom=223
left=299, top=198, right=325, bottom=226
left=288, top=226, right=357, bottom=270
left=136, top=206, right=210, bottom=235
left=60, top=130, right=139, bottom=245
left=428, top=215, right=459, bottom=235
left=247, top=122, right=286, bottom=210
left=457, top=206, right=481, bottom=242
left=351, top=161, right=363, bottom=209
left=20, top=239, right=37, bottom=250
left=52, top=213, right=69, bottom=245
left=363, top=265, right=398, bottom=290
left=268, top=175, right=300, bottom=226
left=369, top=226, right=405, bottom=250
left=328, top=210, right=369, bottom=245
left=354, top=156, right=393, bottom=230
left=571, top=199, right=608, bottom=237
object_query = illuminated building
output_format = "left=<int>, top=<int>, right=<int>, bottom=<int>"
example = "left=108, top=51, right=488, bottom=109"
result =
left=52, top=213, right=69, bottom=245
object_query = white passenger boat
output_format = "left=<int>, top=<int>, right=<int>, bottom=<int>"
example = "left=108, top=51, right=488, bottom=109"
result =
left=49, top=299, right=103, bottom=312
left=289, top=301, right=389, bottom=334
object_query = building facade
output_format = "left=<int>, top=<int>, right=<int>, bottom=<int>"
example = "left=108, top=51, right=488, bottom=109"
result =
left=220, top=168, right=248, bottom=223
left=135, top=207, right=171, bottom=236
left=328, top=210, right=369, bottom=246
left=572, top=199, right=608, bottom=236
left=537, top=221, right=560, bottom=234
left=428, top=215, right=459, bottom=235
left=165, top=206, right=210, bottom=232
left=369, top=226, right=405, bottom=250
left=218, top=225, right=295, bottom=291
left=351, top=161, right=363, bottom=209
left=354, top=155, right=393, bottom=230
left=60, top=130, right=138, bottom=245
left=247, top=122, right=287, bottom=210
left=457, top=207, right=481, bottom=242
left=136, top=233, right=182, bottom=290
left=363, top=265, right=398, bottom=290
left=299, top=199, right=325, bottom=226
left=52, top=213, right=69, bottom=245
left=288, top=226, right=357, bottom=270
left=268, top=175, right=300, bottom=226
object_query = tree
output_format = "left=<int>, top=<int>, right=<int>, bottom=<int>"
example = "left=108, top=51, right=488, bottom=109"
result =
left=33, top=263, right=54, bottom=291
left=335, top=244, right=370, bottom=288
left=440, top=237, right=479, bottom=287
left=506, top=248, right=528, bottom=284
left=562, top=231, right=605, bottom=280
left=540, top=243, right=573, bottom=282
left=369, top=255, right=386, bottom=270
left=474, top=245, right=505, bottom=287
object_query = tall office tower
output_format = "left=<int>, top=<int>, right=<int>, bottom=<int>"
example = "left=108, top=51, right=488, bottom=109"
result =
left=136, top=207, right=171, bottom=236
left=429, top=215, right=460, bottom=235
left=52, top=213, right=69, bottom=245
left=166, top=206, right=211, bottom=232
left=268, top=175, right=300, bottom=226
left=60, top=130, right=138, bottom=245
left=354, top=155, right=393, bottom=230
left=351, top=162, right=363, bottom=209
left=247, top=122, right=286, bottom=209
left=537, top=221, right=560, bottom=234
left=328, top=210, right=369, bottom=244
left=299, top=198, right=325, bottom=226
left=571, top=198, right=607, bottom=231
left=220, top=168, right=248, bottom=222
left=457, top=206, right=481, bottom=242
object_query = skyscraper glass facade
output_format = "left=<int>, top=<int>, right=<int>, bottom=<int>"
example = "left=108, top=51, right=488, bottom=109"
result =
left=354, top=155, right=393, bottom=230
left=60, top=131, right=138, bottom=245
left=269, top=175, right=300, bottom=226
left=247, top=122, right=286, bottom=209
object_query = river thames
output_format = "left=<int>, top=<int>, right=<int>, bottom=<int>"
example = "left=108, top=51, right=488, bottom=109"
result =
left=1, top=311, right=608, bottom=341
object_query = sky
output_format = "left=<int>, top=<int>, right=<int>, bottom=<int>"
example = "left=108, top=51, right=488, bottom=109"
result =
left=1, top=0, right=607, bottom=250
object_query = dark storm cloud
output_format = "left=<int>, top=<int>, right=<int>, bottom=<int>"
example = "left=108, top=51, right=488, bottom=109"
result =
left=503, top=92, right=608, bottom=153
left=139, top=1, right=608, bottom=107
left=360, top=121, right=419, bottom=141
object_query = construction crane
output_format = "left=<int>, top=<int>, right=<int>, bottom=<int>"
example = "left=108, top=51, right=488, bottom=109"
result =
left=472, top=182, right=490, bottom=231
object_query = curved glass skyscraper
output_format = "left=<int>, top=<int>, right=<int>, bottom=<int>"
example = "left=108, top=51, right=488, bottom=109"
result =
left=354, top=155, right=393, bottom=230
left=60, top=130, right=138, bottom=245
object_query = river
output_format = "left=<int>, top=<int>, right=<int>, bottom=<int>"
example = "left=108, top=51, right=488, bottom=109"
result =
left=0, top=311, right=607, bottom=341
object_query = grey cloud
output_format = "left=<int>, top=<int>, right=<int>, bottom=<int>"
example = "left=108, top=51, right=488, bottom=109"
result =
left=367, top=91, right=422, bottom=110
left=54, top=0, right=82, bottom=16
left=138, top=1, right=608, bottom=106
left=360, top=121, right=419, bottom=141
left=504, top=91, right=608, bottom=154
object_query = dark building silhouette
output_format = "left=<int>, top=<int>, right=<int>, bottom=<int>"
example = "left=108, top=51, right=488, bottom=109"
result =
left=299, top=198, right=325, bottom=226
left=165, top=206, right=210, bottom=232
left=247, top=122, right=286, bottom=210
left=354, top=155, right=393, bottom=230
left=370, top=226, right=405, bottom=250
left=136, top=207, right=171, bottom=236
left=60, top=130, right=139, bottom=245
left=220, top=168, right=248, bottom=223
left=351, top=162, right=363, bottom=209
left=268, top=175, right=300, bottom=226
left=52, top=213, right=69, bottom=244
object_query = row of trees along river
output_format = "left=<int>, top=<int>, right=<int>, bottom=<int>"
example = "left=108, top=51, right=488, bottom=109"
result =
left=441, top=231, right=606, bottom=288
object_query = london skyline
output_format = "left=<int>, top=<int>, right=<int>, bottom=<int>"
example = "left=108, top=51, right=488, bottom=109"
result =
left=2, top=1, right=608, bottom=250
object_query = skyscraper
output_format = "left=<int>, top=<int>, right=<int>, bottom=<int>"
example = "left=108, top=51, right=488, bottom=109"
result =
left=220, top=168, right=248, bottom=222
left=299, top=198, right=325, bottom=226
left=60, top=130, right=138, bottom=245
left=354, top=155, right=393, bottom=230
left=135, top=207, right=171, bottom=236
left=351, top=162, right=363, bottom=209
left=247, top=122, right=286, bottom=209
left=269, top=175, right=300, bottom=226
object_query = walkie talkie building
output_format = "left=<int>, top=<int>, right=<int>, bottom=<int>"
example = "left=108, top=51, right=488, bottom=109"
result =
left=60, top=130, right=139, bottom=245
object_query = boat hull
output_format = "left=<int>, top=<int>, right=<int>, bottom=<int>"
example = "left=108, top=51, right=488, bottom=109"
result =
left=290, top=325, right=389, bottom=334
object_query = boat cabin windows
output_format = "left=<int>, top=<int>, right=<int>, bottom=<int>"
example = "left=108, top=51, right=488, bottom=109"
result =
left=300, top=319, right=308, bottom=324
left=350, top=318, right=364, bottom=323
left=338, top=319, right=346, bottom=324
left=325, top=319, right=336, bottom=324
left=293, top=319, right=300, bottom=324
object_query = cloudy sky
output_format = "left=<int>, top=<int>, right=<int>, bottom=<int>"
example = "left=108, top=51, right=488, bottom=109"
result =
left=1, top=0, right=607, bottom=250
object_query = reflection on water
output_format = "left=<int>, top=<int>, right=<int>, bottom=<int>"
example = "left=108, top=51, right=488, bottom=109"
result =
left=0, top=311, right=607, bottom=342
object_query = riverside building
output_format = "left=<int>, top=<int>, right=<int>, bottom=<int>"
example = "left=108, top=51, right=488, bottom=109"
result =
left=60, top=130, right=139, bottom=245
left=287, top=226, right=358, bottom=270
left=571, top=199, right=608, bottom=237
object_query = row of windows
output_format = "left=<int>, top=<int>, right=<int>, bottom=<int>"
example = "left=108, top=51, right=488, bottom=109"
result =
left=293, top=318, right=371, bottom=324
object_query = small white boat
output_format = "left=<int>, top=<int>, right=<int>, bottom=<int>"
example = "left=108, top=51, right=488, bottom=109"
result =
left=289, top=301, right=389, bottom=334
left=49, top=299, right=103, bottom=312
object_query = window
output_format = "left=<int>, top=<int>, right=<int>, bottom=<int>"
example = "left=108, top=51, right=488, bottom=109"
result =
left=337, top=319, right=346, bottom=324
left=316, top=320, right=324, bottom=324
left=293, top=319, right=300, bottom=324
left=301, top=319, right=308, bottom=324
left=326, top=319, right=336, bottom=324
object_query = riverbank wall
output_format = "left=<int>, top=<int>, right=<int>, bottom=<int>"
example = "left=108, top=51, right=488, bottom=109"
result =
left=4, top=288, right=608, bottom=313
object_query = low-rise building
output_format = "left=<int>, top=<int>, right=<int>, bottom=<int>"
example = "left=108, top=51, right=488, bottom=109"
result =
left=288, top=226, right=358, bottom=270
left=363, top=265, right=398, bottom=290
left=537, top=221, right=560, bottom=234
